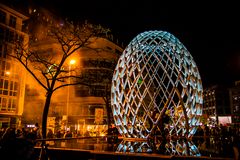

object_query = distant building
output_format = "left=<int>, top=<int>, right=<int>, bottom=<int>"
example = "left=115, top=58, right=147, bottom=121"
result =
left=0, top=3, right=28, bottom=128
left=229, top=80, right=240, bottom=124
left=203, top=85, right=231, bottom=124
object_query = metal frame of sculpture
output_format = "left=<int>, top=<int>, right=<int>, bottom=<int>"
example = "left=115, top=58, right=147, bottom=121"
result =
left=111, top=31, right=203, bottom=156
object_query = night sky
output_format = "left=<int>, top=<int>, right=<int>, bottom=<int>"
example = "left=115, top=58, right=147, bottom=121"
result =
left=5, top=0, right=240, bottom=87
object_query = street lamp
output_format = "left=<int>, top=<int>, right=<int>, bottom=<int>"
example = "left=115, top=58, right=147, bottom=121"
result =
left=5, top=71, right=10, bottom=75
left=66, top=59, right=76, bottom=130
left=70, top=59, right=76, bottom=65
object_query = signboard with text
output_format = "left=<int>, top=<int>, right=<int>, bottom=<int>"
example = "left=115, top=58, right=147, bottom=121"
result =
left=95, top=108, right=103, bottom=124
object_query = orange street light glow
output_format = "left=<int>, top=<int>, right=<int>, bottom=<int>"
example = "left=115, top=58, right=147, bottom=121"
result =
left=5, top=71, right=10, bottom=75
left=70, top=59, right=76, bottom=65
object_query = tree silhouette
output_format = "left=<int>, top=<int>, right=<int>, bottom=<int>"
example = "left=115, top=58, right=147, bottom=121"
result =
left=8, top=20, right=109, bottom=139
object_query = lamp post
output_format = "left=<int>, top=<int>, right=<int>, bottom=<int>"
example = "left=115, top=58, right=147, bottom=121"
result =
left=66, top=59, right=76, bottom=130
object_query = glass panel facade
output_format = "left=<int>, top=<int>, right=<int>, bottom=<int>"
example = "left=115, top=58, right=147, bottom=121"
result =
left=0, top=54, right=19, bottom=112
left=0, top=78, right=18, bottom=112
left=0, top=5, right=28, bottom=129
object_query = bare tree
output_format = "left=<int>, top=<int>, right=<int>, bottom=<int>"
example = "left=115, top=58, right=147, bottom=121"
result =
left=8, top=20, right=109, bottom=139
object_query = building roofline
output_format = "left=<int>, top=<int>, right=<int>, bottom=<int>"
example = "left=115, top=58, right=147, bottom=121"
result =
left=0, top=3, right=29, bottom=20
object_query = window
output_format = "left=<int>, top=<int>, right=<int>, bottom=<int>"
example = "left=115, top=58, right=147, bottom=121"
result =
left=0, top=77, right=18, bottom=112
left=2, top=79, right=8, bottom=95
left=0, top=79, right=2, bottom=95
left=1, top=61, right=4, bottom=76
left=0, top=97, right=17, bottom=112
left=9, top=15, right=16, bottom=28
left=13, top=82, right=18, bottom=96
left=0, top=10, right=6, bottom=23
left=0, top=26, right=4, bottom=41
left=2, top=45, right=7, bottom=58
left=0, top=79, right=18, bottom=97
left=7, top=98, right=16, bottom=111
left=1, top=97, right=7, bottom=111
left=9, top=81, right=17, bottom=96
left=5, top=29, right=14, bottom=43
left=0, top=45, right=2, bottom=58
left=0, top=79, right=2, bottom=88
left=15, top=34, right=24, bottom=43
left=3, top=80, right=8, bottom=89
left=10, top=81, right=13, bottom=90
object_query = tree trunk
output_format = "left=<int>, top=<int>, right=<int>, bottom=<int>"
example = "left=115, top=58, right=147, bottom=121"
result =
left=42, top=91, right=53, bottom=139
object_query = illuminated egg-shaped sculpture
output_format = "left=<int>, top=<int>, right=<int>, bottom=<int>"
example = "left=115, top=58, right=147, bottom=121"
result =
left=111, top=31, right=203, bottom=142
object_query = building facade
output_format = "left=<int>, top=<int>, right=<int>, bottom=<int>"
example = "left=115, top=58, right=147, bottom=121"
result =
left=0, top=3, right=28, bottom=128
left=229, top=80, right=240, bottom=124
left=203, top=85, right=231, bottom=124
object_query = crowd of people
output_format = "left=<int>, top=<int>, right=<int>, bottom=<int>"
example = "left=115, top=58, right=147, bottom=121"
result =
left=0, top=123, right=41, bottom=160
left=193, top=124, right=240, bottom=159
left=0, top=122, right=239, bottom=159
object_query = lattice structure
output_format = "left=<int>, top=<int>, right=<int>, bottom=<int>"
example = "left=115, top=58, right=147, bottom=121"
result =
left=111, top=31, right=203, bottom=155
left=117, top=140, right=201, bottom=156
